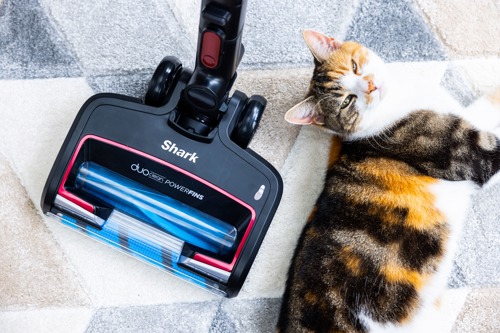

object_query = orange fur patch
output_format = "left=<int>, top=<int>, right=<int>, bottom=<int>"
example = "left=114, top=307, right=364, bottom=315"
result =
left=306, top=206, right=318, bottom=224
left=363, top=74, right=374, bottom=86
left=328, top=136, right=342, bottom=169
left=304, top=291, right=318, bottom=304
left=343, top=42, right=369, bottom=69
left=340, top=246, right=364, bottom=276
left=353, top=158, right=444, bottom=231
left=326, top=41, right=368, bottom=78
left=381, top=263, right=428, bottom=290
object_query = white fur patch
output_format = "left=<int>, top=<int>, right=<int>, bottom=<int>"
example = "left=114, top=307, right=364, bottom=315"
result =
left=333, top=58, right=466, bottom=141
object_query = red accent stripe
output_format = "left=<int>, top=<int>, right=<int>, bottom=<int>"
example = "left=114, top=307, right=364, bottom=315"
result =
left=57, top=136, right=95, bottom=213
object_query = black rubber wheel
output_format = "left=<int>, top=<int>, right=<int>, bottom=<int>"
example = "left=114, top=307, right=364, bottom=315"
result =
left=231, top=95, right=266, bottom=149
left=144, top=56, right=182, bottom=107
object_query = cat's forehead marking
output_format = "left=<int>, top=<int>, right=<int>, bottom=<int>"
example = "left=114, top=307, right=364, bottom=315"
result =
left=333, top=42, right=369, bottom=67
left=320, top=42, right=370, bottom=82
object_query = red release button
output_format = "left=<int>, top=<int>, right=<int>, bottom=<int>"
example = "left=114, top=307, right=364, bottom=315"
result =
left=201, top=31, right=221, bottom=69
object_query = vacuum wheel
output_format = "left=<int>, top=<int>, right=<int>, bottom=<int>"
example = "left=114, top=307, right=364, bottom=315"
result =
left=144, top=56, right=182, bottom=107
left=231, top=95, right=266, bottom=149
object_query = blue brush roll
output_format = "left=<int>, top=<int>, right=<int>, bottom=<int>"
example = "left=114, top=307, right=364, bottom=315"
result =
left=75, top=162, right=237, bottom=254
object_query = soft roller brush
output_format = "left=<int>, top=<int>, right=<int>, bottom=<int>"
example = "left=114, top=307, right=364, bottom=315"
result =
left=75, top=162, right=237, bottom=254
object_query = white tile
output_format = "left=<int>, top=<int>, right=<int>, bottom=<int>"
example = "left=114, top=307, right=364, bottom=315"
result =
left=0, top=155, right=89, bottom=309
left=0, top=307, right=93, bottom=333
left=0, top=78, right=94, bottom=204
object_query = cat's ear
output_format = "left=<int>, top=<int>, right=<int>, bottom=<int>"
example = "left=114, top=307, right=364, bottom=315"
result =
left=285, top=96, right=324, bottom=125
left=303, top=29, right=342, bottom=63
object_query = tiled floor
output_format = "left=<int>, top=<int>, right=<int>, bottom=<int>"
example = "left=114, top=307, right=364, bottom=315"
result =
left=0, top=0, right=499, bottom=332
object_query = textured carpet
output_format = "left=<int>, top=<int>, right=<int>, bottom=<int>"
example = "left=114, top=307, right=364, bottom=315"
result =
left=0, top=0, right=499, bottom=332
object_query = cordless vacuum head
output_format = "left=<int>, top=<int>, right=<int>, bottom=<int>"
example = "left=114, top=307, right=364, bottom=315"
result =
left=41, top=0, right=282, bottom=297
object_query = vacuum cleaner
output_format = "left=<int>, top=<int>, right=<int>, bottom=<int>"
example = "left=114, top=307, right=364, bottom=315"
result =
left=40, top=0, right=283, bottom=298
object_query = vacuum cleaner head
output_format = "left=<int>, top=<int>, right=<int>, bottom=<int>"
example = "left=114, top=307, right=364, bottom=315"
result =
left=40, top=0, right=282, bottom=297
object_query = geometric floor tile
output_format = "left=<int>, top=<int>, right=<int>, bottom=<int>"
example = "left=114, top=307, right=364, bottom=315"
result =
left=86, top=302, right=220, bottom=333
left=450, top=58, right=500, bottom=95
left=452, top=288, right=500, bottom=333
left=170, top=0, right=359, bottom=68
left=233, top=68, right=310, bottom=169
left=0, top=0, right=81, bottom=80
left=0, top=308, right=93, bottom=333
left=86, top=71, right=151, bottom=97
left=241, top=0, right=359, bottom=67
left=1, top=1, right=500, bottom=332
left=40, top=0, right=193, bottom=75
left=455, top=184, right=500, bottom=287
left=415, top=0, right=500, bottom=59
left=0, top=155, right=89, bottom=310
left=440, top=63, right=477, bottom=107
left=0, top=78, right=94, bottom=203
left=346, top=0, right=447, bottom=62
left=440, top=289, right=471, bottom=333
left=211, top=298, right=281, bottom=333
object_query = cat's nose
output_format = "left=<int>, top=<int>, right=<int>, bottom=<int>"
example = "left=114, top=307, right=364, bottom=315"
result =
left=367, top=80, right=377, bottom=94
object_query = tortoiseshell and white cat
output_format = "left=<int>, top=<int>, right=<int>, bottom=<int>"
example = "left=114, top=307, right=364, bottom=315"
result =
left=277, top=30, right=500, bottom=333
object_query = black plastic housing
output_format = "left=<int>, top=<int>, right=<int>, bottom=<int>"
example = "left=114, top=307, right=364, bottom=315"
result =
left=41, top=69, right=283, bottom=297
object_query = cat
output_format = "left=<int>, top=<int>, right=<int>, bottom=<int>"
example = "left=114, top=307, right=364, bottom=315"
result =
left=276, top=29, right=500, bottom=333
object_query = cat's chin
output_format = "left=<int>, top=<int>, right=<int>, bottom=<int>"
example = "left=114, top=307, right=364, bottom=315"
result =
left=377, top=81, right=387, bottom=100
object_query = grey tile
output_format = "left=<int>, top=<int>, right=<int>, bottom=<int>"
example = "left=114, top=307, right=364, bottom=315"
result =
left=454, top=184, right=500, bottom=287
left=87, top=71, right=151, bottom=98
left=41, top=0, right=193, bottom=76
left=440, top=64, right=477, bottom=107
left=171, top=0, right=359, bottom=69
left=345, top=0, right=447, bottom=62
left=448, top=262, right=467, bottom=289
left=210, top=298, right=281, bottom=333
left=452, top=288, right=500, bottom=333
left=0, top=0, right=81, bottom=79
left=240, top=1, right=358, bottom=68
left=86, top=301, right=220, bottom=333
left=170, top=0, right=358, bottom=69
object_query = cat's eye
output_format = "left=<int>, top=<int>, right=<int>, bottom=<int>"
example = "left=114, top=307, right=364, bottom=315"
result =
left=340, top=95, right=354, bottom=109
left=352, top=60, right=358, bottom=74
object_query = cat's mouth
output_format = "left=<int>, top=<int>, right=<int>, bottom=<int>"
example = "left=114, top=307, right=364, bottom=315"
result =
left=377, top=82, right=385, bottom=98
left=375, top=80, right=389, bottom=100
